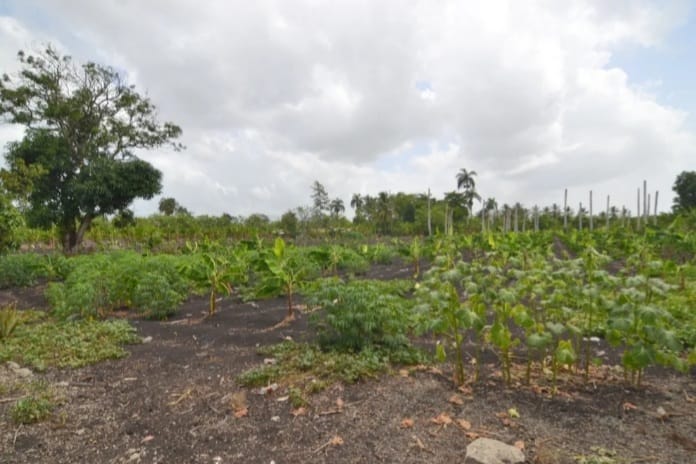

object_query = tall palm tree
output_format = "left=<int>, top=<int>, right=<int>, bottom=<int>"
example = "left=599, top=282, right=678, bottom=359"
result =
left=329, top=198, right=345, bottom=218
left=455, top=168, right=481, bottom=218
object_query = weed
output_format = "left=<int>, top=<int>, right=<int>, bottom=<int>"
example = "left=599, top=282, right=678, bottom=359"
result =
left=0, top=318, right=138, bottom=369
left=11, top=396, right=54, bottom=424
left=237, top=341, right=416, bottom=401
left=0, top=304, right=21, bottom=339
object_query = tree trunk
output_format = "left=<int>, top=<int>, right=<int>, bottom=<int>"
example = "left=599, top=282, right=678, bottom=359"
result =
left=61, top=215, right=93, bottom=254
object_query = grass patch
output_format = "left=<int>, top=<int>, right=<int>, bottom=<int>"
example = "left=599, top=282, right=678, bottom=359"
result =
left=0, top=316, right=139, bottom=370
left=7, top=380, right=59, bottom=425
left=238, top=341, right=425, bottom=405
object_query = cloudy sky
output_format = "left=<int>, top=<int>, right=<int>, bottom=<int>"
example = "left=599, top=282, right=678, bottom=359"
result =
left=1, top=0, right=694, bottom=217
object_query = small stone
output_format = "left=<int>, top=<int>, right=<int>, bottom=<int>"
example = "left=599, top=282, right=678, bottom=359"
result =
left=7, top=361, right=20, bottom=370
left=141, top=336, right=153, bottom=344
left=15, top=367, right=33, bottom=378
left=464, top=438, right=525, bottom=464
left=271, top=416, right=280, bottom=422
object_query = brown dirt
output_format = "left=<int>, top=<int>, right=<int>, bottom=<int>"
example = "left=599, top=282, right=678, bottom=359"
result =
left=1, top=271, right=696, bottom=464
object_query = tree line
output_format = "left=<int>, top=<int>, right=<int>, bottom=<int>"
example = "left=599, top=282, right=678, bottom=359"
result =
left=1, top=45, right=695, bottom=253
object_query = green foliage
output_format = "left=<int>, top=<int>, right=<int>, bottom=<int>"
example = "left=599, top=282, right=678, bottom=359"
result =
left=0, top=253, right=51, bottom=288
left=11, top=395, right=54, bottom=425
left=255, top=238, right=317, bottom=318
left=0, top=304, right=21, bottom=339
left=0, top=191, right=23, bottom=253
left=237, top=341, right=411, bottom=402
left=0, top=46, right=182, bottom=252
left=179, top=249, right=246, bottom=315
left=672, top=170, right=696, bottom=212
left=0, top=317, right=138, bottom=370
left=574, top=447, right=618, bottom=464
left=307, top=278, right=416, bottom=354
left=45, top=252, right=189, bottom=319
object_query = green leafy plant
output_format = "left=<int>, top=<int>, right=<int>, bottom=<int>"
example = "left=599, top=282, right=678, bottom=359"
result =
left=257, top=238, right=314, bottom=320
left=415, top=259, right=480, bottom=385
left=308, top=278, right=417, bottom=356
left=0, top=318, right=138, bottom=369
left=0, top=304, right=21, bottom=339
left=179, top=252, right=241, bottom=316
left=11, top=395, right=55, bottom=424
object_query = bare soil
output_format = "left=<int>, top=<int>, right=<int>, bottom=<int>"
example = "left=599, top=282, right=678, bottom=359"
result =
left=1, top=264, right=696, bottom=464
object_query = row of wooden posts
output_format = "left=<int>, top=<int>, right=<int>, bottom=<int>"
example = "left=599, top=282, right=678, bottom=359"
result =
left=480, top=181, right=659, bottom=234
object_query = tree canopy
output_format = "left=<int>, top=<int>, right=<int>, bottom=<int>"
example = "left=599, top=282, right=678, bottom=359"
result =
left=672, top=171, right=696, bottom=212
left=0, top=46, right=182, bottom=252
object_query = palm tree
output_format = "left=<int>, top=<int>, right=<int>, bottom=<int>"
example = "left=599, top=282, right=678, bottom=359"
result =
left=329, top=198, right=345, bottom=218
left=455, top=168, right=481, bottom=219
left=376, top=192, right=394, bottom=235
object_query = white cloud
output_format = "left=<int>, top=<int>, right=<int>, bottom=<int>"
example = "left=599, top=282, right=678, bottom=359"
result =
left=1, top=0, right=693, bottom=217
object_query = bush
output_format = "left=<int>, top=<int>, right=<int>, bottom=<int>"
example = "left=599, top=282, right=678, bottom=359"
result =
left=45, top=251, right=190, bottom=319
left=0, top=253, right=50, bottom=288
left=307, top=279, right=415, bottom=353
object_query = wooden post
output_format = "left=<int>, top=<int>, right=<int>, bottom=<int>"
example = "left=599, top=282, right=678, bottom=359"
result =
left=654, top=191, right=659, bottom=226
left=589, top=190, right=593, bottom=232
left=647, top=193, right=651, bottom=227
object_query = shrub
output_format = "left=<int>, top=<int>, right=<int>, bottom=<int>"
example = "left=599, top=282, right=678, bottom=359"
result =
left=307, top=279, right=415, bottom=353
left=45, top=251, right=190, bottom=319
left=0, top=253, right=50, bottom=288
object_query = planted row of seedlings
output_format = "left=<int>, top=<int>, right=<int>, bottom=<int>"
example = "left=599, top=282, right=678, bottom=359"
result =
left=414, top=233, right=696, bottom=389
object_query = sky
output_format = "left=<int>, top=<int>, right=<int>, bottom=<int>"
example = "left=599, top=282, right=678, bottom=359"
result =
left=0, top=0, right=695, bottom=218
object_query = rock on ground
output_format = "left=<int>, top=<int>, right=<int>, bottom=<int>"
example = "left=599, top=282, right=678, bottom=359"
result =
left=464, top=438, right=525, bottom=464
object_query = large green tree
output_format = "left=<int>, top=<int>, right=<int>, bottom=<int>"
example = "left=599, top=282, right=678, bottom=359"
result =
left=0, top=46, right=182, bottom=252
left=672, top=170, right=696, bottom=212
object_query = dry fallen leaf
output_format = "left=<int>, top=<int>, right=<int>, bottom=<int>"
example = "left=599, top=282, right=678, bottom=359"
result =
left=448, top=394, right=464, bottom=405
left=141, top=435, right=155, bottom=443
left=412, top=434, right=426, bottom=450
left=623, top=402, right=638, bottom=412
left=457, top=385, right=473, bottom=396
left=229, top=391, right=247, bottom=410
left=291, top=407, right=308, bottom=417
left=514, top=440, right=525, bottom=450
left=456, top=419, right=472, bottom=430
left=399, top=369, right=410, bottom=377
left=233, top=406, right=248, bottom=418
left=329, top=435, right=344, bottom=446
left=401, top=418, right=415, bottom=428
left=465, top=431, right=480, bottom=439
left=431, top=412, right=453, bottom=427
left=336, top=398, right=345, bottom=410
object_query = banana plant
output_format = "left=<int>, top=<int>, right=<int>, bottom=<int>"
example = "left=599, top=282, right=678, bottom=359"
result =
left=259, top=238, right=309, bottom=320
left=180, top=252, right=236, bottom=316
